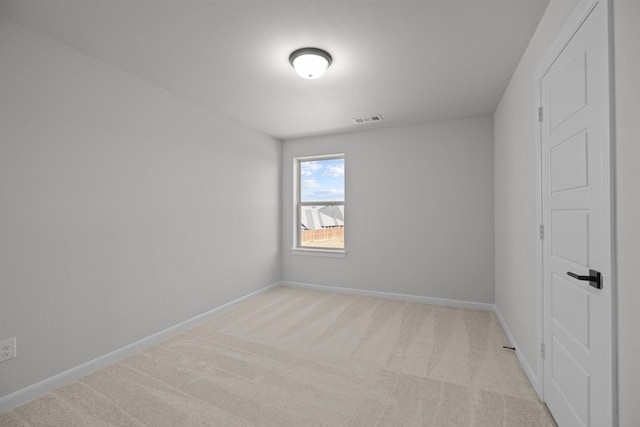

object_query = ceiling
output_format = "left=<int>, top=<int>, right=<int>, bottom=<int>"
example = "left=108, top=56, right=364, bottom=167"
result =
left=0, top=0, right=549, bottom=140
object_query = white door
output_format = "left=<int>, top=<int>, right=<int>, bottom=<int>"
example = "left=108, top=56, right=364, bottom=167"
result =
left=540, top=2, right=613, bottom=427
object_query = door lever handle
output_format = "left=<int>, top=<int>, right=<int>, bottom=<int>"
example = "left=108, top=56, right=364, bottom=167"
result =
left=566, top=272, right=592, bottom=281
left=567, top=269, right=602, bottom=289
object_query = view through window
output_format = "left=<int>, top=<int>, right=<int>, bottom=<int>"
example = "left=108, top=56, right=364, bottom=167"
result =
left=297, top=155, right=344, bottom=249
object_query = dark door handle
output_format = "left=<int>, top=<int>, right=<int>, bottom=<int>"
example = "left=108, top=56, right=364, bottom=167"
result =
left=567, top=269, right=602, bottom=289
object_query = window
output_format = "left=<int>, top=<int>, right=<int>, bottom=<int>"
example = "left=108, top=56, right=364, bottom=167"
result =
left=295, top=155, right=345, bottom=251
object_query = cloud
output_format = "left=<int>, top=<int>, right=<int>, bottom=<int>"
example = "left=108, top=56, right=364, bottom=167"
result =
left=315, top=189, right=343, bottom=196
left=301, top=179, right=320, bottom=189
left=300, top=161, right=323, bottom=176
left=309, top=189, right=344, bottom=201
left=323, top=163, right=344, bottom=177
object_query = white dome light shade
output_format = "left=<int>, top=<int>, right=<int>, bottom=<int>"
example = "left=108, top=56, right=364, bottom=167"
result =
left=289, top=48, right=332, bottom=79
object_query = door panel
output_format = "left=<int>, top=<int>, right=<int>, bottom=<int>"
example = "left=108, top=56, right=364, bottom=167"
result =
left=549, top=51, right=588, bottom=130
left=540, top=2, right=612, bottom=426
left=550, top=132, right=589, bottom=193
left=551, top=210, right=589, bottom=266
left=551, top=335, right=590, bottom=425
left=551, top=273, right=590, bottom=348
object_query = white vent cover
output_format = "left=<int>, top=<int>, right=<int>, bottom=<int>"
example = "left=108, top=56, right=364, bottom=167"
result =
left=352, top=114, right=383, bottom=124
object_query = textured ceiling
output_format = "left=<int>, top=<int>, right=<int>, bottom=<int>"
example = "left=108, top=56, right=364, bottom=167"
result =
left=0, top=0, right=549, bottom=139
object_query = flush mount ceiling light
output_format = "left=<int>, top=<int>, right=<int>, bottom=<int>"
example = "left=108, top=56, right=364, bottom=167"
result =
left=289, top=47, right=332, bottom=79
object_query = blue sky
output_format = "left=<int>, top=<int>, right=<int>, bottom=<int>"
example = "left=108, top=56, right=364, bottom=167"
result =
left=300, top=158, right=344, bottom=202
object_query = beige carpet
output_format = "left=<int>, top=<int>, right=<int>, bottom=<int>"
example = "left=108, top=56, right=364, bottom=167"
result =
left=0, top=286, right=556, bottom=426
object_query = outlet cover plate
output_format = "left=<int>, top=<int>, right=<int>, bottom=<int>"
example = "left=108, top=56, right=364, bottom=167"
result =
left=0, top=337, right=16, bottom=362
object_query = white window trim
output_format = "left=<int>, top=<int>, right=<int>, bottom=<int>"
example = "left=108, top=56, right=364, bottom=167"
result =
left=292, top=154, right=345, bottom=256
left=290, top=247, right=347, bottom=258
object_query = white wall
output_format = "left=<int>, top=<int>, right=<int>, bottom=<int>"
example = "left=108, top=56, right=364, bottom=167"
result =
left=282, top=116, right=494, bottom=304
left=493, top=0, right=580, bottom=384
left=0, top=17, right=281, bottom=399
left=613, top=0, right=640, bottom=424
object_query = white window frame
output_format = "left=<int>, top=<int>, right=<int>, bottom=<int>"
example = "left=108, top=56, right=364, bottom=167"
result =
left=291, top=154, right=346, bottom=257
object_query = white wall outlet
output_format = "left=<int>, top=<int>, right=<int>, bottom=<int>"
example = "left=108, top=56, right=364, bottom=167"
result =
left=0, top=337, right=16, bottom=362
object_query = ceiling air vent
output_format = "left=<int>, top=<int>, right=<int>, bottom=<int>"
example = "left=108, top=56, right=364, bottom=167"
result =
left=352, top=114, right=383, bottom=124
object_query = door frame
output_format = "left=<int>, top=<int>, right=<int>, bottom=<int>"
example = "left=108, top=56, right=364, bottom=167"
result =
left=534, top=0, right=617, bottom=421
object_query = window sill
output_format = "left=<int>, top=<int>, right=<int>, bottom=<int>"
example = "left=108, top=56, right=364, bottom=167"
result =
left=290, top=248, right=347, bottom=258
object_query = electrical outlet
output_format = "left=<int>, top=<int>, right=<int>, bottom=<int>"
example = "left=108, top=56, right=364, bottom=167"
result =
left=0, top=338, right=16, bottom=362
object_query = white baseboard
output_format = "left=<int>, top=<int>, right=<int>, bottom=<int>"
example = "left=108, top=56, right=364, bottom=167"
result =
left=0, top=282, right=280, bottom=414
left=493, top=305, right=543, bottom=399
left=280, top=280, right=494, bottom=311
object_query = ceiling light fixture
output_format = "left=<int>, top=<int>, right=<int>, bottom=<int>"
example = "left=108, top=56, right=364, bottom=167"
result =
left=289, top=47, right=332, bottom=79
